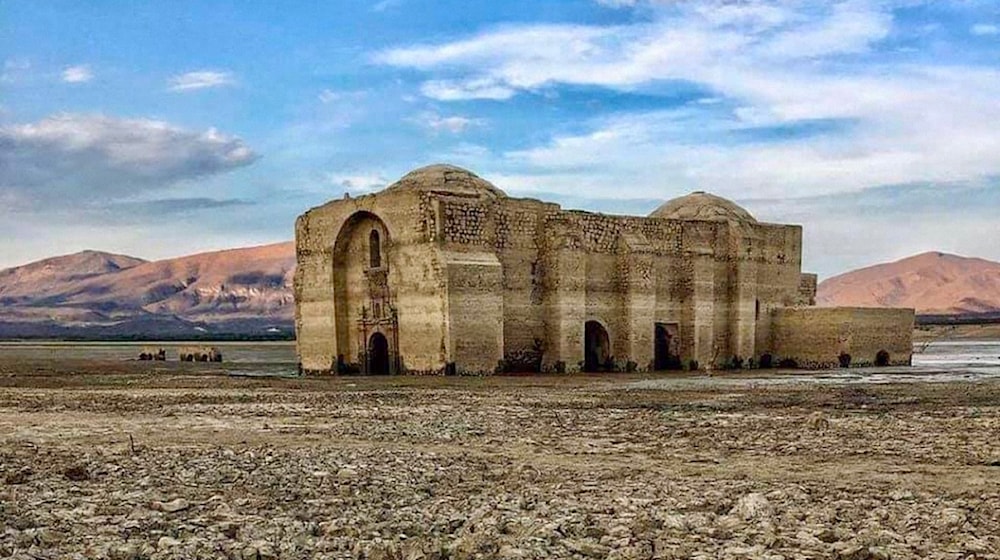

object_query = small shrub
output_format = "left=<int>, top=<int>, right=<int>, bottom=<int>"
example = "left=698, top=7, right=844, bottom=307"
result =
left=759, top=353, right=773, bottom=368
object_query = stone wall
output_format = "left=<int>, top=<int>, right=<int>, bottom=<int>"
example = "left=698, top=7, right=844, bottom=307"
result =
left=295, top=189, right=449, bottom=374
left=769, top=307, right=914, bottom=368
left=442, top=251, right=504, bottom=375
left=295, top=167, right=913, bottom=374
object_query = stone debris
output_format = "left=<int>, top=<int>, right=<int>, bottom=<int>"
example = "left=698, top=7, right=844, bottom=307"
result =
left=151, top=498, right=191, bottom=513
left=0, top=374, right=998, bottom=559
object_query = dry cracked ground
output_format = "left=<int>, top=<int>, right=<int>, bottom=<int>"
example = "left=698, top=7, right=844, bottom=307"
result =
left=0, top=361, right=998, bottom=559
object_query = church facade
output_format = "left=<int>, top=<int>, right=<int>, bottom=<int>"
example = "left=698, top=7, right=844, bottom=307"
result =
left=294, top=164, right=913, bottom=375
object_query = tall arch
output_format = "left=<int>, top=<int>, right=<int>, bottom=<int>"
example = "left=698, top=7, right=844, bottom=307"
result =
left=332, top=211, right=394, bottom=370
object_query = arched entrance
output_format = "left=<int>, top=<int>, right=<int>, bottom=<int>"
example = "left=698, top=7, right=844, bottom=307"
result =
left=654, top=323, right=681, bottom=370
left=584, top=320, right=611, bottom=372
left=367, top=332, right=390, bottom=375
left=875, top=350, right=890, bottom=367
left=332, top=211, right=398, bottom=373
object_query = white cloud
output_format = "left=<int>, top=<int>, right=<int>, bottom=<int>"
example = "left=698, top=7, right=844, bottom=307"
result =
left=420, top=79, right=516, bottom=101
left=327, top=173, right=388, bottom=193
left=971, top=23, right=999, bottom=36
left=377, top=3, right=894, bottom=97
left=374, top=1, right=1000, bottom=203
left=168, top=70, right=236, bottom=91
left=372, top=0, right=402, bottom=12
left=2, top=58, right=31, bottom=83
left=318, top=89, right=341, bottom=103
left=0, top=113, right=258, bottom=207
left=414, top=112, right=484, bottom=133
left=595, top=0, right=638, bottom=7
left=61, top=64, right=93, bottom=83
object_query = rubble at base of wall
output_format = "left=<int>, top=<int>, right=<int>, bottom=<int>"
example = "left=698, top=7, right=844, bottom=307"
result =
left=299, top=355, right=914, bottom=376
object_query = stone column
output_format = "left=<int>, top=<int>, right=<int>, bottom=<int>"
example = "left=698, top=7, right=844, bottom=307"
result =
left=617, top=234, right=655, bottom=371
left=541, top=222, right=586, bottom=372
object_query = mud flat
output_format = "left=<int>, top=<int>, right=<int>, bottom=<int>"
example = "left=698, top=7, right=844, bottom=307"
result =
left=0, top=364, right=998, bottom=559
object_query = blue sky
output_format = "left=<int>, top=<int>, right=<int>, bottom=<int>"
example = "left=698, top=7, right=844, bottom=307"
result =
left=2, top=0, right=1000, bottom=277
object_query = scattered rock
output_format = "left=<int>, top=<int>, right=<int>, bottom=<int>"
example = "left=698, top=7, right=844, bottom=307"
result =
left=4, top=468, right=31, bottom=485
left=151, top=498, right=191, bottom=513
left=157, top=536, right=182, bottom=548
left=731, top=492, right=774, bottom=521
left=934, top=507, right=966, bottom=529
left=1, top=372, right=998, bottom=558
left=563, top=538, right=611, bottom=558
left=62, top=465, right=90, bottom=481
left=336, top=467, right=359, bottom=480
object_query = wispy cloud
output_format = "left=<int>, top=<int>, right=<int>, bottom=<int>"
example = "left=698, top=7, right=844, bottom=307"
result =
left=327, top=172, right=389, bottom=193
left=168, top=70, right=236, bottom=91
left=375, top=1, right=1000, bottom=204
left=318, top=89, right=341, bottom=103
left=372, top=0, right=402, bottom=12
left=420, top=79, right=515, bottom=101
left=971, top=23, right=999, bottom=36
left=376, top=3, right=893, bottom=98
left=61, top=64, right=93, bottom=83
left=414, top=112, right=484, bottom=133
left=2, top=58, right=31, bottom=83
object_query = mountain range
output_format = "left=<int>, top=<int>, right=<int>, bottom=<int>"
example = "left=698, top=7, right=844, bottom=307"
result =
left=816, top=252, right=1000, bottom=316
left=1, top=245, right=998, bottom=339
left=0, top=242, right=295, bottom=339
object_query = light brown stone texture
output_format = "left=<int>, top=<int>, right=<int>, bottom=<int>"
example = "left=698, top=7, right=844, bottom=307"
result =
left=294, top=164, right=914, bottom=374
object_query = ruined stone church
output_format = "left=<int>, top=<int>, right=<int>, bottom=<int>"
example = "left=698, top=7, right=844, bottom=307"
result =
left=294, top=164, right=913, bottom=375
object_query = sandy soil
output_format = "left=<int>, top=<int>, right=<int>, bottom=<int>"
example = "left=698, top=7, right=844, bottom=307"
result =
left=1, top=363, right=998, bottom=559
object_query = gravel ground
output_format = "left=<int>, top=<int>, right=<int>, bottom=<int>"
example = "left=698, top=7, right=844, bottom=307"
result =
left=0, top=365, right=998, bottom=559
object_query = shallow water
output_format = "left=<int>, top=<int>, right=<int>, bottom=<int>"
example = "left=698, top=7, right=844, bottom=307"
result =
left=0, top=339, right=998, bottom=383
left=0, top=341, right=298, bottom=376
left=627, top=340, right=1000, bottom=390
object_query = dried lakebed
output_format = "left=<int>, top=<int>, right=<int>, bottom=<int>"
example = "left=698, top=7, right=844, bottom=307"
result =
left=0, top=369, right=998, bottom=559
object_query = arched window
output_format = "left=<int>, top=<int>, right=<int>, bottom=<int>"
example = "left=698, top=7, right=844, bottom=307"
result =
left=369, top=229, right=381, bottom=268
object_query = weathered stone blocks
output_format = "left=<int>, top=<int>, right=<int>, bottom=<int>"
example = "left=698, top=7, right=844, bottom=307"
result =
left=295, top=164, right=914, bottom=374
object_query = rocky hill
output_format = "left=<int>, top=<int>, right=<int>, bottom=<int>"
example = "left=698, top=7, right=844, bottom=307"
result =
left=817, top=252, right=1000, bottom=315
left=0, top=243, right=295, bottom=338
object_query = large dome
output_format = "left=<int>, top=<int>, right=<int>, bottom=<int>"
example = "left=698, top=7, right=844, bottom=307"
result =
left=649, top=191, right=756, bottom=223
left=382, top=164, right=506, bottom=199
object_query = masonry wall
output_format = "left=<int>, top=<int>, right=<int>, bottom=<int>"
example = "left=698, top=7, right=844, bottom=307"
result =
left=770, top=307, right=914, bottom=368
left=295, top=189, right=449, bottom=374
left=295, top=178, right=911, bottom=375
left=425, top=194, right=815, bottom=372
left=442, top=251, right=504, bottom=374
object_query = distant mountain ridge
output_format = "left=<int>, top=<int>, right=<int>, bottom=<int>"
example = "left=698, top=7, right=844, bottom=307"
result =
left=0, top=243, right=295, bottom=339
left=4, top=245, right=997, bottom=338
left=817, top=252, right=1000, bottom=315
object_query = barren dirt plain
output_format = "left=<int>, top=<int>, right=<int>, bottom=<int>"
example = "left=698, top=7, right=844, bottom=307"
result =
left=1, top=359, right=998, bottom=559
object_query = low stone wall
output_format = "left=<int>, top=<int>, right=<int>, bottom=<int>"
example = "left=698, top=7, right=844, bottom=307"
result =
left=770, top=307, right=914, bottom=369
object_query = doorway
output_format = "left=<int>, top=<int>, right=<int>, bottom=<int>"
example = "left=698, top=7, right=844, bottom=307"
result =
left=367, top=332, right=390, bottom=375
left=654, top=323, right=681, bottom=370
left=584, top=320, right=611, bottom=372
